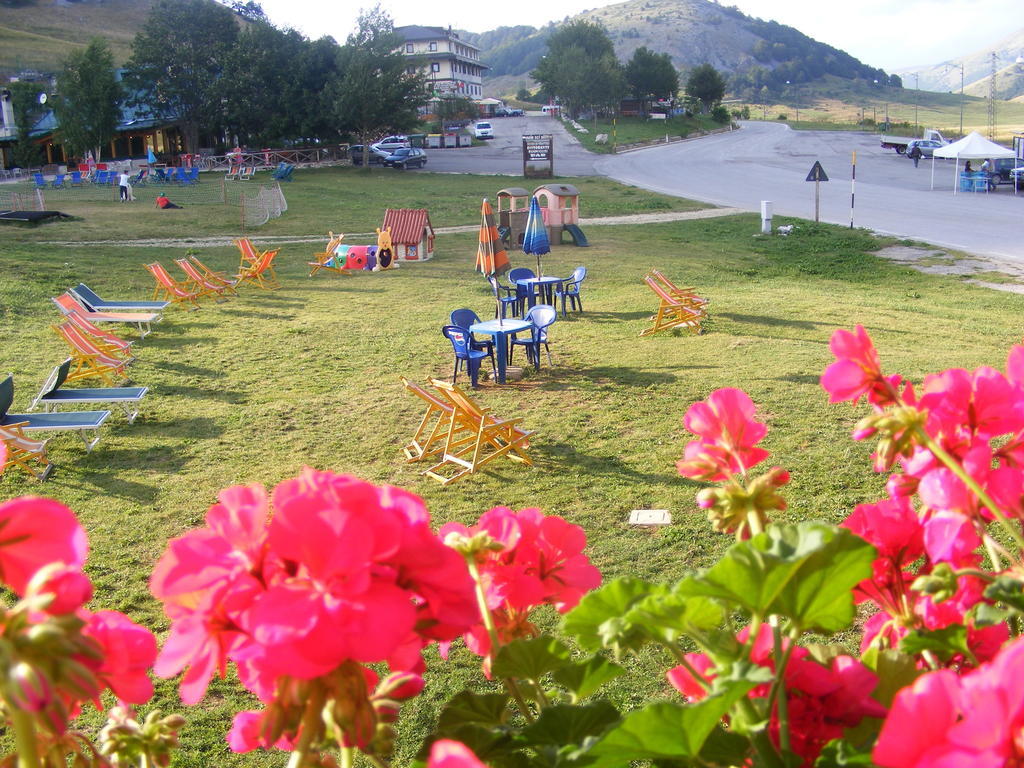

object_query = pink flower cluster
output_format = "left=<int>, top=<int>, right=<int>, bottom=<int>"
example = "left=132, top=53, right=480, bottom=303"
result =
left=150, top=469, right=478, bottom=748
left=676, top=388, right=770, bottom=481
left=668, top=625, right=886, bottom=765
left=440, top=507, right=601, bottom=661
left=0, top=497, right=156, bottom=730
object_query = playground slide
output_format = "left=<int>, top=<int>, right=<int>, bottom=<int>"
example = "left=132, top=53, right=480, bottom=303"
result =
left=563, top=224, right=589, bottom=247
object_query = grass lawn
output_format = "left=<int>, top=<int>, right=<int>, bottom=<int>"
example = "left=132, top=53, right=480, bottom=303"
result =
left=2, top=166, right=1023, bottom=765
left=567, top=115, right=727, bottom=154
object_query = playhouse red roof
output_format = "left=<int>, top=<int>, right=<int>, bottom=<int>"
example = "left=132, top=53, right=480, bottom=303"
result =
left=382, top=208, right=433, bottom=245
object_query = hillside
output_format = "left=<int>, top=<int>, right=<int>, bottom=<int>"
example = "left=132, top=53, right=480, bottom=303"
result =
left=896, top=28, right=1024, bottom=101
left=463, top=0, right=890, bottom=99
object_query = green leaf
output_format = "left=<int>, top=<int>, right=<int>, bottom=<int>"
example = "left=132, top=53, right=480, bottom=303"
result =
left=899, top=625, right=972, bottom=662
left=437, top=691, right=511, bottom=731
left=563, top=577, right=666, bottom=656
left=426, top=725, right=530, bottom=768
left=550, top=655, right=625, bottom=701
left=813, top=738, right=876, bottom=766
left=492, top=637, right=572, bottom=681
left=625, top=582, right=725, bottom=646
left=984, top=575, right=1024, bottom=612
left=650, top=725, right=750, bottom=768
left=860, top=647, right=922, bottom=707
left=678, top=522, right=875, bottom=633
left=520, top=701, right=621, bottom=747
left=582, top=681, right=755, bottom=766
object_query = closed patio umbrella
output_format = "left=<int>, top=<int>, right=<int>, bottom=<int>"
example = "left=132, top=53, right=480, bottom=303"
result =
left=521, top=196, right=550, bottom=277
left=475, top=198, right=511, bottom=322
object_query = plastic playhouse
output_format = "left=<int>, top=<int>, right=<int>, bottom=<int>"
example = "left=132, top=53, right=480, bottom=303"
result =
left=496, top=187, right=531, bottom=248
left=532, top=184, right=589, bottom=247
left=381, top=209, right=435, bottom=261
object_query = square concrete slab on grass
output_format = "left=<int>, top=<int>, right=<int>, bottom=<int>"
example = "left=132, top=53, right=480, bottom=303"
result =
left=629, top=509, right=672, bottom=526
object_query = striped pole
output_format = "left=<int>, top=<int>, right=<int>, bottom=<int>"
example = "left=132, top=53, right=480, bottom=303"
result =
left=850, top=150, right=856, bottom=228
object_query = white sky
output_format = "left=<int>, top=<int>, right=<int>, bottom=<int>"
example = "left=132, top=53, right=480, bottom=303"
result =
left=257, top=0, right=1023, bottom=72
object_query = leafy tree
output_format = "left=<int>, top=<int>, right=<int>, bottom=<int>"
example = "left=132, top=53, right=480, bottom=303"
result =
left=685, top=63, right=727, bottom=113
left=433, top=95, right=476, bottom=129
left=331, top=6, right=425, bottom=168
left=531, top=20, right=624, bottom=118
left=125, top=0, right=239, bottom=153
left=54, top=39, right=121, bottom=162
left=625, top=46, right=679, bottom=102
left=8, top=81, right=46, bottom=168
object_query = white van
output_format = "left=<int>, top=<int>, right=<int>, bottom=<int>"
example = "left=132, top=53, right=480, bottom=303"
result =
left=541, top=105, right=561, bottom=115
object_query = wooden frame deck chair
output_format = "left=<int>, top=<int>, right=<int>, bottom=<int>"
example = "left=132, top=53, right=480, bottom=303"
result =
left=58, top=307, right=136, bottom=363
left=234, top=237, right=279, bottom=271
left=70, top=283, right=170, bottom=312
left=54, top=292, right=159, bottom=338
left=175, top=258, right=235, bottom=300
left=400, top=377, right=466, bottom=463
left=144, top=262, right=203, bottom=309
left=52, top=322, right=131, bottom=385
left=645, top=269, right=710, bottom=315
left=32, top=359, right=148, bottom=424
left=640, top=276, right=704, bottom=337
left=422, top=379, right=534, bottom=485
left=236, top=248, right=280, bottom=290
left=0, top=423, right=53, bottom=481
left=308, top=232, right=347, bottom=277
left=187, top=256, right=238, bottom=290
left=1, top=374, right=110, bottom=452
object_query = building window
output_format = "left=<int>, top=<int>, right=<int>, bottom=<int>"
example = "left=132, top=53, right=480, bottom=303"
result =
left=406, top=43, right=413, bottom=53
left=406, top=66, right=416, bottom=75
left=431, top=62, right=440, bottom=73
left=428, top=41, right=437, bottom=51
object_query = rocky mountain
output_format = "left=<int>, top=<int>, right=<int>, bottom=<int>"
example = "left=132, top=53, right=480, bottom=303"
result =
left=460, top=0, right=891, bottom=97
left=895, top=28, right=1024, bottom=101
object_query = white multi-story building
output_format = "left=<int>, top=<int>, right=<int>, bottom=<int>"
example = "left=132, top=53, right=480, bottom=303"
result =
left=395, top=26, right=486, bottom=98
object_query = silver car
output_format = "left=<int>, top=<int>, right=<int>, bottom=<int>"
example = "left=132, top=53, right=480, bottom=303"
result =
left=906, top=139, right=944, bottom=158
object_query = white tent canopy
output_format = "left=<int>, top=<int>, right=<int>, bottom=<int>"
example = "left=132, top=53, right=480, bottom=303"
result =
left=930, top=131, right=1016, bottom=192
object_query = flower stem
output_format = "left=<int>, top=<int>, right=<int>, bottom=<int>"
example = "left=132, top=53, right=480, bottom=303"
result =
left=668, top=646, right=712, bottom=692
left=767, top=621, right=793, bottom=755
left=10, top=708, right=41, bottom=768
left=340, top=747, right=354, bottom=768
left=287, top=688, right=326, bottom=768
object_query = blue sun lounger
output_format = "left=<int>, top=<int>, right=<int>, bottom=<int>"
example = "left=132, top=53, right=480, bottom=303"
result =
left=1, top=374, right=109, bottom=452
left=31, top=360, right=148, bottom=424
left=71, top=283, right=170, bottom=313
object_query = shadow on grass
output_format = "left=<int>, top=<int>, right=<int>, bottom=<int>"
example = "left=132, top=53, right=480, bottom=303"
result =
left=536, top=440, right=675, bottom=484
left=157, top=383, right=248, bottom=403
left=575, top=310, right=652, bottom=323
left=150, top=361, right=227, bottom=378
left=219, top=309, right=297, bottom=321
left=717, top=312, right=833, bottom=330
left=143, top=335, right=214, bottom=347
left=777, top=374, right=821, bottom=385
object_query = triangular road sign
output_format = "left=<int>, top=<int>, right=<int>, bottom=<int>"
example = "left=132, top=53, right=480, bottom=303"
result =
left=806, top=161, right=829, bottom=182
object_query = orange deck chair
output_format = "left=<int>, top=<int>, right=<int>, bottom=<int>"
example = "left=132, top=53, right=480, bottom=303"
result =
left=236, top=248, right=281, bottom=290
left=176, top=258, right=235, bottom=300
left=145, top=262, right=204, bottom=308
left=422, top=379, right=534, bottom=485
left=0, top=423, right=53, bottom=481
left=61, top=309, right=135, bottom=363
left=308, top=232, right=348, bottom=277
left=640, top=276, right=704, bottom=337
left=188, top=255, right=239, bottom=290
left=646, top=269, right=710, bottom=315
left=52, top=322, right=131, bottom=385
left=235, top=237, right=279, bottom=271
left=53, top=291, right=159, bottom=338
left=401, top=377, right=465, bottom=463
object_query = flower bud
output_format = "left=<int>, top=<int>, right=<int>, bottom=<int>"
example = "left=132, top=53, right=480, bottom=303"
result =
left=374, top=671, right=423, bottom=702
left=372, top=698, right=401, bottom=723
left=26, top=564, right=93, bottom=615
left=912, top=563, right=959, bottom=604
left=6, top=661, right=52, bottom=712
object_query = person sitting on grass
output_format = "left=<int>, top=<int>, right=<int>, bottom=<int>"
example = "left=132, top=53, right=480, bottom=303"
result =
left=155, top=195, right=181, bottom=209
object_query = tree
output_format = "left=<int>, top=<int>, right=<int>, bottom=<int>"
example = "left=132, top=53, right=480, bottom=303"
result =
left=331, top=7, right=425, bottom=168
left=125, top=0, right=239, bottom=153
left=625, top=46, right=678, bottom=102
left=531, top=20, right=624, bottom=118
left=685, top=63, right=727, bottom=113
left=54, top=39, right=121, bottom=162
left=433, top=95, right=476, bottom=129
left=8, top=81, right=46, bottom=169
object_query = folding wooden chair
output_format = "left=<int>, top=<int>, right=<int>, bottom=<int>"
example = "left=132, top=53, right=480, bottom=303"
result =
left=175, top=258, right=235, bottom=300
left=144, top=262, right=204, bottom=309
left=401, top=377, right=463, bottom=462
left=52, top=323, right=131, bottom=385
left=422, top=379, right=534, bottom=485
left=0, top=423, right=53, bottom=481
left=308, top=232, right=348, bottom=277
left=187, top=255, right=239, bottom=290
left=60, top=309, right=136, bottom=363
left=1, top=374, right=110, bottom=452
left=234, top=238, right=279, bottom=271
left=53, top=292, right=159, bottom=338
left=640, top=276, right=704, bottom=337
left=645, top=269, right=710, bottom=315
left=236, top=248, right=281, bottom=290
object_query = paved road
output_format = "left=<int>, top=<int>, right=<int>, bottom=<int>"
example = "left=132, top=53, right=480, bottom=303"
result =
left=421, top=117, right=1021, bottom=264
left=596, top=121, right=1023, bottom=263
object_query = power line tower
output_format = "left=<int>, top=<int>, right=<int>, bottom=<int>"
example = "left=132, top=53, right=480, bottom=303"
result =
left=988, top=52, right=997, bottom=140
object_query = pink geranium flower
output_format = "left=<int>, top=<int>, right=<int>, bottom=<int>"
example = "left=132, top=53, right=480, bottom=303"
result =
left=0, top=497, right=87, bottom=595
left=82, top=610, right=158, bottom=705
left=678, top=388, right=770, bottom=479
left=820, top=325, right=889, bottom=405
left=427, top=739, right=489, bottom=768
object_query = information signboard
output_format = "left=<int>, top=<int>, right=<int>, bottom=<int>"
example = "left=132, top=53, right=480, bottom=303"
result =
left=522, top=134, right=554, bottom=178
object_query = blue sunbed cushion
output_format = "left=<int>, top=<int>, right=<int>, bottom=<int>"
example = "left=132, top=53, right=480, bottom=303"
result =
left=73, top=284, right=169, bottom=311
left=2, top=411, right=110, bottom=430
left=43, top=387, right=147, bottom=402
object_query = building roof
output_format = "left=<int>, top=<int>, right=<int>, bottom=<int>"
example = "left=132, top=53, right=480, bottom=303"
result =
left=535, top=184, right=579, bottom=198
left=497, top=187, right=530, bottom=198
left=382, top=208, right=434, bottom=245
left=395, top=25, right=480, bottom=51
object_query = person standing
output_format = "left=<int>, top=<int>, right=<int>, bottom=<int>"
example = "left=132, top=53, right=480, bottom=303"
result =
left=118, top=170, right=130, bottom=202
left=908, top=144, right=922, bottom=168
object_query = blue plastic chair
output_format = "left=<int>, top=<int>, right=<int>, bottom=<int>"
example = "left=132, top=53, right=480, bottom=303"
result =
left=487, top=276, right=520, bottom=319
left=442, top=325, right=494, bottom=388
left=69, top=171, right=83, bottom=187
left=555, top=266, right=587, bottom=316
left=51, top=173, right=66, bottom=189
left=450, top=309, right=495, bottom=357
left=510, top=304, right=557, bottom=371
left=509, top=267, right=536, bottom=313
left=32, top=173, right=47, bottom=189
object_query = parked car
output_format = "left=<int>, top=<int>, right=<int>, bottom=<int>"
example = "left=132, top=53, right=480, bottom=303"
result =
left=383, top=147, right=427, bottom=170
left=349, top=144, right=389, bottom=165
left=905, top=139, right=945, bottom=158
left=493, top=107, right=524, bottom=118
left=506, top=108, right=524, bottom=117
left=473, top=122, right=493, bottom=140
left=989, top=157, right=1022, bottom=186
left=371, top=135, right=411, bottom=153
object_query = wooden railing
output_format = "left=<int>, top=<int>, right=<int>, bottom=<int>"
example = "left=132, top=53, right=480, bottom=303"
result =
left=188, top=146, right=348, bottom=171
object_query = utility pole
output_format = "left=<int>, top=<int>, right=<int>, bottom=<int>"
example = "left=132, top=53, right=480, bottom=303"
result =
left=988, top=52, right=997, bottom=140
left=958, top=62, right=964, bottom=137
left=913, top=73, right=919, bottom=134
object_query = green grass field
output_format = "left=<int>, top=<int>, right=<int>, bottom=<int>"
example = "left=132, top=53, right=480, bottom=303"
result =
left=2, top=165, right=1024, bottom=765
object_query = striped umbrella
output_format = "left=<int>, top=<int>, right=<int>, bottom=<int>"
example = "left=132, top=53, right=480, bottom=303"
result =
left=475, top=198, right=510, bottom=277
left=521, top=196, right=550, bottom=277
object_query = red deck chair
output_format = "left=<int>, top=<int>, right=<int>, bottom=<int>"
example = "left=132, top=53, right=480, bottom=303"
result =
left=144, top=262, right=204, bottom=308
left=175, top=258, right=235, bottom=300
left=61, top=309, right=135, bottom=363
left=52, top=322, right=130, bottom=385
left=53, top=291, right=159, bottom=337
left=236, top=248, right=281, bottom=290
